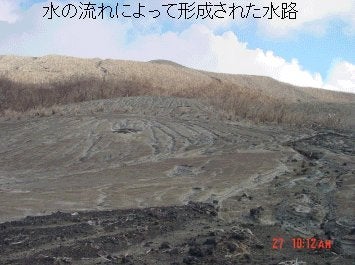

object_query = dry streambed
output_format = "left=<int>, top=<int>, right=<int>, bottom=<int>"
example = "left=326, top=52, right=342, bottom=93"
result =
left=0, top=96, right=354, bottom=264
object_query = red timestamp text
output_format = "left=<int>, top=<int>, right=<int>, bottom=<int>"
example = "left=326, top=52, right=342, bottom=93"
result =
left=272, top=237, right=333, bottom=250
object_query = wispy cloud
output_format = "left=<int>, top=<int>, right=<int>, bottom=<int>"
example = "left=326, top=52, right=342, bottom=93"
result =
left=0, top=0, right=20, bottom=23
left=324, top=61, right=355, bottom=93
left=256, top=0, right=355, bottom=37
left=122, top=25, right=325, bottom=88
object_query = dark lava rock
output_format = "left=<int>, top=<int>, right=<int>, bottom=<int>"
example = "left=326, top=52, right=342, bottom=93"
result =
left=205, top=246, right=214, bottom=256
left=231, top=230, right=248, bottom=241
left=160, top=241, right=171, bottom=249
left=188, top=246, right=204, bottom=257
left=187, top=238, right=196, bottom=246
left=121, top=254, right=133, bottom=264
left=203, top=237, right=217, bottom=246
left=250, top=206, right=264, bottom=220
left=169, top=248, right=180, bottom=255
left=183, top=256, right=198, bottom=264
left=253, top=242, right=265, bottom=249
left=241, top=253, right=252, bottom=262
left=226, top=242, right=237, bottom=252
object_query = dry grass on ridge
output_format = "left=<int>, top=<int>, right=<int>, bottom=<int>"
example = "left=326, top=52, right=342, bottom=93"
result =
left=0, top=55, right=354, bottom=128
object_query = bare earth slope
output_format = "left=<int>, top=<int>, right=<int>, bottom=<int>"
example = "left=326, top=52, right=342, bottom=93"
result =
left=0, top=56, right=354, bottom=264
left=1, top=55, right=353, bottom=103
left=1, top=55, right=355, bottom=129
left=0, top=96, right=354, bottom=264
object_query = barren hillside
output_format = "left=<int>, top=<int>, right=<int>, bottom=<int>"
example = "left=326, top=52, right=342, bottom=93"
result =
left=0, top=55, right=353, bottom=103
left=1, top=55, right=354, bottom=128
left=0, top=55, right=354, bottom=264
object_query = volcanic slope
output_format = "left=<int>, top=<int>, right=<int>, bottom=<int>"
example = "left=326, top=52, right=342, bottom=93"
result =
left=0, top=96, right=354, bottom=264
left=1, top=55, right=353, bottom=103
left=1, top=55, right=355, bottom=128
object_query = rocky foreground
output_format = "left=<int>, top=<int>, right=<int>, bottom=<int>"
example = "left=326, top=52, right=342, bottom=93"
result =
left=0, top=202, right=353, bottom=265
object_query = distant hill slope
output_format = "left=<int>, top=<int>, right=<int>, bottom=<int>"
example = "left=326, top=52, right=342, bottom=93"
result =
left=0, top=55, right=353, bottom=103
left=0, top=55, right=354, bottom=128
left=148, top=59, right=188, bottom=69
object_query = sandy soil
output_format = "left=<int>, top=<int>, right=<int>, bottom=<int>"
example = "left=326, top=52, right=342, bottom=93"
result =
left=0, top=96, right=354, bottom=264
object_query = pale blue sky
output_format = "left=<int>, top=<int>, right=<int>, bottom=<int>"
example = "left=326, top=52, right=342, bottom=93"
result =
left=0, top=0, right=354, bottom=92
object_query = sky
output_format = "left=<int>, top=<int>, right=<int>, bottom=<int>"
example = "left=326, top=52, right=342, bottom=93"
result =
left=0, top=0, right=354, bottom=93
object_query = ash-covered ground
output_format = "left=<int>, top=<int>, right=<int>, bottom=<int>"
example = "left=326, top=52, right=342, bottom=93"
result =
left=0, top=97, right=354, bottom=264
